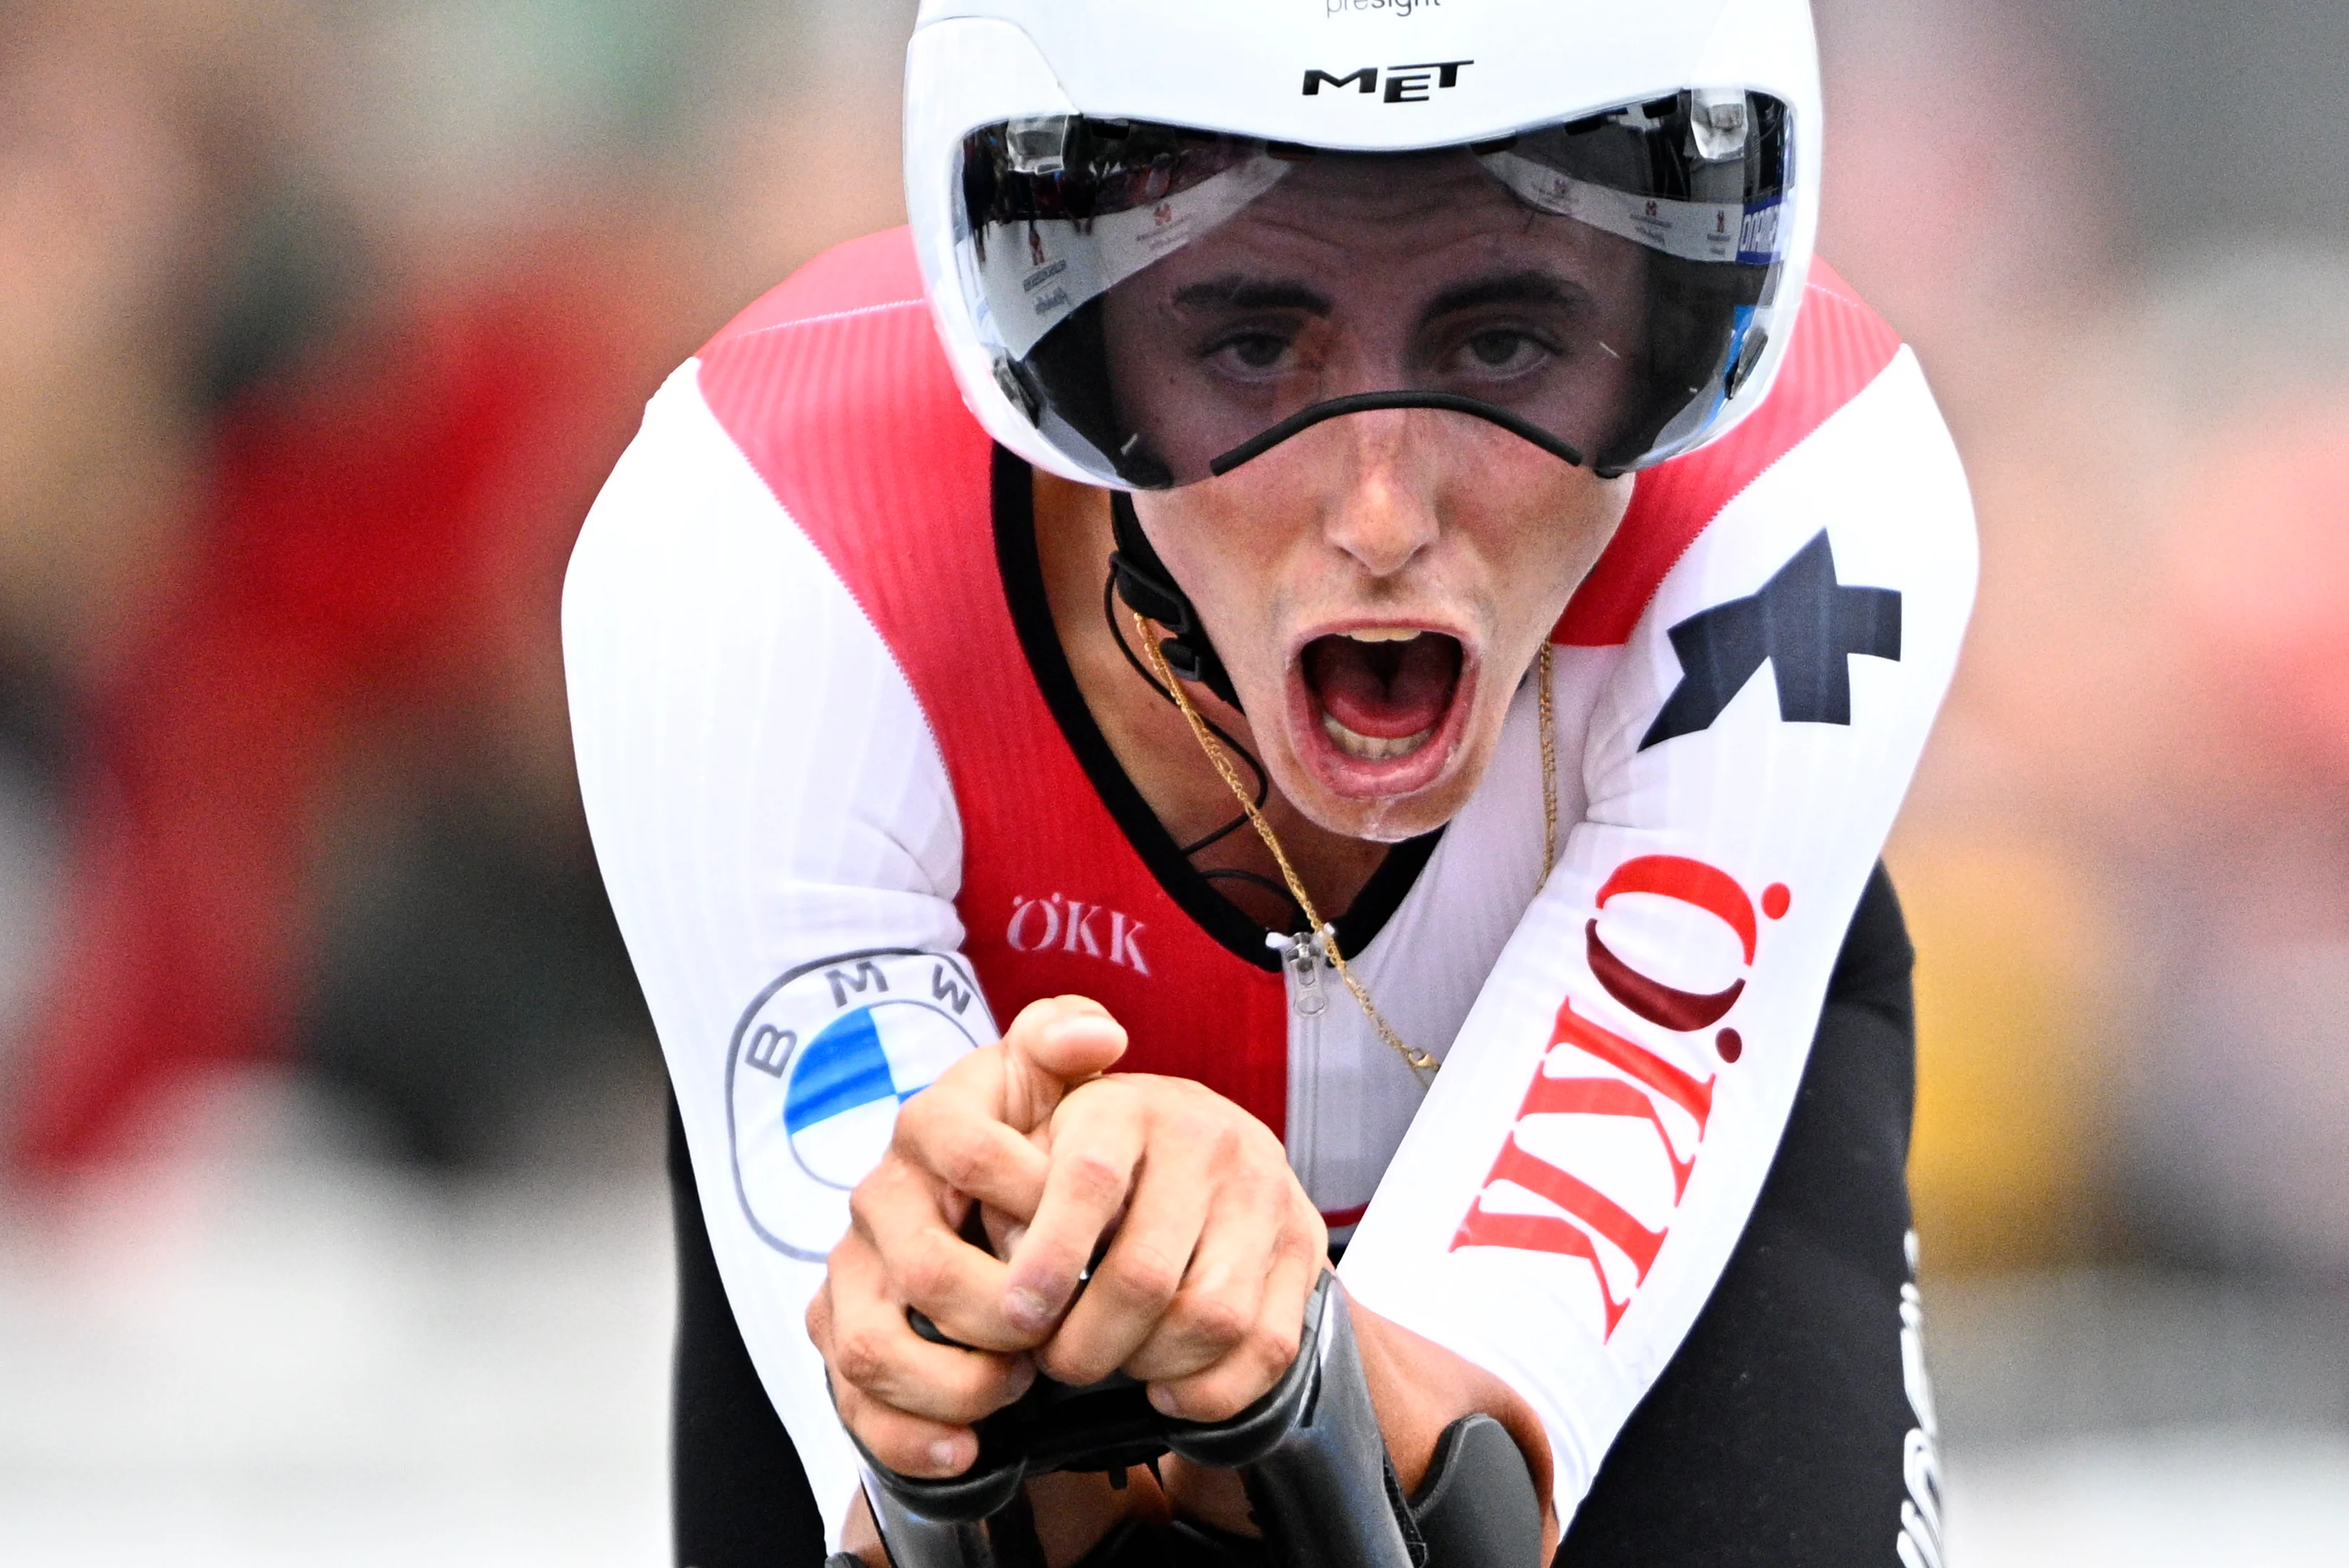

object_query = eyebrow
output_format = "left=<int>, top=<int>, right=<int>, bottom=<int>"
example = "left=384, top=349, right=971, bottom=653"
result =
left=1423, top=271, right=1586, bottom=316
left=1171, top=277, right=1334, bottom=315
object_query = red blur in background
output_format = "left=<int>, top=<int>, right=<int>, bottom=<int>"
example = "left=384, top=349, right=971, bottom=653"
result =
left=11, top=250, right=668, bottom=1170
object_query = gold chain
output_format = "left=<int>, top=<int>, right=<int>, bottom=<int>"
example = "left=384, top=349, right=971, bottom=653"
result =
left=1133, top=614, right=1437, bottom=1080
left=1134, top=615, right=1568, bottom=1083
left=1538, top=640, right=1559, bottom=876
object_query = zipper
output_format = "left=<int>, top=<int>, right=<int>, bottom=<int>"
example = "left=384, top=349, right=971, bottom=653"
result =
left=1268, top=927, right=1337, bottom=1195
left=1266, top=926, right=1336, bottom=1017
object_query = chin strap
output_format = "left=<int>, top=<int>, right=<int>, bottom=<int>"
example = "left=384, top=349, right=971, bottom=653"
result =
left=1107, top=491, right=1244, bottom=712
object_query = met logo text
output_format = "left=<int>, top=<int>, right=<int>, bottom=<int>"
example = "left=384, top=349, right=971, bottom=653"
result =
left=1302, top=60, right=1473, bottom=103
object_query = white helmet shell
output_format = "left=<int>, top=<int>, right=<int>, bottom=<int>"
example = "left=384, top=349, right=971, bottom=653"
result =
left=905, top=0, right=1824, bottom=486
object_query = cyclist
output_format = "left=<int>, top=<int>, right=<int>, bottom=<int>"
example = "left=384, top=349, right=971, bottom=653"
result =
left=565, top=1, right=1974, bottom=1562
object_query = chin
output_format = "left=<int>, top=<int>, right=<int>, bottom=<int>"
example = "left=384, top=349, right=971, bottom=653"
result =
left=1288, top=760, right=1486, bottom=844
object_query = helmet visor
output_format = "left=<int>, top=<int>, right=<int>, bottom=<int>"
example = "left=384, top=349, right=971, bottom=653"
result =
left=954, top=91, right=1794, bottom=488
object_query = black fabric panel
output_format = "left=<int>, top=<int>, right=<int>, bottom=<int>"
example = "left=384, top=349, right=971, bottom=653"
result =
left=1554, top=862, right=1919, bottom=1567
left=669, top=1100, right=831, bottom=1567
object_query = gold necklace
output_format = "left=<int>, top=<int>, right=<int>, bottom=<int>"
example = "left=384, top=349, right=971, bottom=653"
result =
left=1134, top=615, right=1561, bottom=1085
left=1539, top=638, right=1559, bottom=877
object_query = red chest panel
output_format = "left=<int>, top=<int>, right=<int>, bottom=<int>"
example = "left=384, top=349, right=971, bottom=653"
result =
left=693, top=230, right=1901, bottom=1142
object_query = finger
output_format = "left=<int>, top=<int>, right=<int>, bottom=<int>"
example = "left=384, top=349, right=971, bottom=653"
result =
left=1117, top=1157, right=1289, bottom=1384
left=999, top=1081, right=1147, bottom=1334
left=811, top=1255, right=981, bottom=1480
left=1147, top=1212, right=1322, bottom=1423
left=886, top=1004, right=1122, bottom=1217
left=830, top=1373, right=982, bottom=1479
left=981, top=1203, right=1025, bottom=1258
left=893, top=1069, right=1053, bottom=1219
left=850, top=1155, right=1029, bottom=1351
left=822, top=1227, right=1036, bottom=1423
left=998, top=996, right=1130, bottom=1131
left=1037, top=1106, right=1222, bottom=1385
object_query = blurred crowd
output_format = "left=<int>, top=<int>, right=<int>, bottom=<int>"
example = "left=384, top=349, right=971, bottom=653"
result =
left=0, top=0, right=912, bottom=1180
left=1817, top=0, right=2349, bottom=1286
left=0, top=0, right=2345, bottom=1304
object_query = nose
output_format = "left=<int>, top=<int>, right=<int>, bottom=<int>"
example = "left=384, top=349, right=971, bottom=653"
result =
left=1319, top=409, right=1442, bottom=579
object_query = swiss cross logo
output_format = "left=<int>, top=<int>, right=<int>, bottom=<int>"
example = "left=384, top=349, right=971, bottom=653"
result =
left=1006, top=893, right=1151, bottom=976
left=1451, top=855, right=1792, bottom=1335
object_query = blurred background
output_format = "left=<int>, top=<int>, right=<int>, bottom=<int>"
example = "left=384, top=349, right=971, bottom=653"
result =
left=0, top=0, right=2343, bottom=1562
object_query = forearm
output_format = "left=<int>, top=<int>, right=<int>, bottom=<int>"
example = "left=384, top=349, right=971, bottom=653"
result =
left=1353, top=1304, right=1561, bottom=1559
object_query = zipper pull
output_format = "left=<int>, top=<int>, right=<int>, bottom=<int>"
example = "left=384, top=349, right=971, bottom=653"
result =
left=1266, top=928, right=1333, bottom=1018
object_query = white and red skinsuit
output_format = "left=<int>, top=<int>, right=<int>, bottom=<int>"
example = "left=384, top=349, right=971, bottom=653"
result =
left=563, top=227, right=1974, bottom=1541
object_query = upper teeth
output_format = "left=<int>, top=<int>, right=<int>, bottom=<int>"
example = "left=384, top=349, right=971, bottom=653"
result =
left=1344, top=628, right=1423, bottom=644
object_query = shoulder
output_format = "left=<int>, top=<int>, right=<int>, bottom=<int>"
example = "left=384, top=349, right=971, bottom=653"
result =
left=702, top=227, right=931, bottom=349
left=695, top=225, right=984, bottom=483
left=1560, top=262, right=1951, bottom=647
left=563, top=355, right=966, bottom=916
left=562, top=360, right=930, bottom=765
left=562, top=229, right=977, bottom=729
left=567, top=231, right=1022, bottom=830
left=690, top=228, right=998, bottom=646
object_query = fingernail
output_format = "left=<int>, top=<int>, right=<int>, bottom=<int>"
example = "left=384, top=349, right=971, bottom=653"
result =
left=928, top=1438, right=964, bottom=1474
left=1147, top=1386, right=1179, bottom=1417
left=1003, top=1286, right=1052, bottom=1332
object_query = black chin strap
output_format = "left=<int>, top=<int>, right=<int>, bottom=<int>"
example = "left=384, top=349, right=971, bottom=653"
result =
left=1107, top=491, right=1243, bottom=711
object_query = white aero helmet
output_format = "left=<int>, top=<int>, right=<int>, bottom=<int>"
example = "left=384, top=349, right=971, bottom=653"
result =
left=904, top=0, right=1823, bottom=490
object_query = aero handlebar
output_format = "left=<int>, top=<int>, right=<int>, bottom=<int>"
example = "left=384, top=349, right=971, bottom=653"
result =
left=845, top=1272, right=1542, bottom=1568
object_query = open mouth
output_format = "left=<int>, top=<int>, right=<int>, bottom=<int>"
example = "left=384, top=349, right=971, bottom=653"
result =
left=1294, top=627, right=1472, bottom=796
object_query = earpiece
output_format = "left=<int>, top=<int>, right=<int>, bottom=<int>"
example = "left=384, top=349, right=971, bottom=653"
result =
left=1107, top=491, right=1243, bottom=712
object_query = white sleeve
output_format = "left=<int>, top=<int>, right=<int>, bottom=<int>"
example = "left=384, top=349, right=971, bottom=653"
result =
left=563, top=363, right=998, bottom=1543
left=1338, top=349, right=1976, bottom=1525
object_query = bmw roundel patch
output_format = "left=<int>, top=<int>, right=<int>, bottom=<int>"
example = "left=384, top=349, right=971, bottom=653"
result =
left=726, top=949, right=994, bottom=1261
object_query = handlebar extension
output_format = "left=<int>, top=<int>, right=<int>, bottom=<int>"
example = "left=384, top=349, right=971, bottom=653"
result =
left=848, top=1272, right=1540, bottom=1568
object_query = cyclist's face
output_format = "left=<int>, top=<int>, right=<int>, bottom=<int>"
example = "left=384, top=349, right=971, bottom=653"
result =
left=1132, top=408, right=1629, bottom=839
left=1114, top=158, right=1639, bottom=839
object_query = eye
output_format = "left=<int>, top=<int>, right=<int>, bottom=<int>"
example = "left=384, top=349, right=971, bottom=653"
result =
left=1203, top=326, right=1299, bottom=376
left=1226, top=333, right=1289, bottom=368
left=1460, top=328, right=1552, bottom=376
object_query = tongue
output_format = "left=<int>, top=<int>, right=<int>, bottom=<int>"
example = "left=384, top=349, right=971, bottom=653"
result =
left=1306, top=636, right=1460, bottom=740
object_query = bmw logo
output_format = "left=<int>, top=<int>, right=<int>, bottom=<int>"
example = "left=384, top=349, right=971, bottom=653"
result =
left=726, top=949, right=991, bottom=1261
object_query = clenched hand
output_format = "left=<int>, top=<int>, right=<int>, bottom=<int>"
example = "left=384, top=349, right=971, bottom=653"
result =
left=807, top=995, right=1328, bottom=1479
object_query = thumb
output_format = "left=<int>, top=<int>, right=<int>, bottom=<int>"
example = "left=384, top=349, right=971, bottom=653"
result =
left=998, top=996, right=1127, bottom=1133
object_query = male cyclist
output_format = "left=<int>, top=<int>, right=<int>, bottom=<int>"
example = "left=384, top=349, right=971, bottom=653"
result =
left=565, top=1, right=1974, bottom=1563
